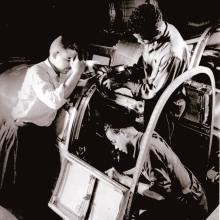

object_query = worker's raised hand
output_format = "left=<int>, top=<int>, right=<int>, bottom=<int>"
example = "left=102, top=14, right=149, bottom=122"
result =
left=70, top=56, right=87, bottom=76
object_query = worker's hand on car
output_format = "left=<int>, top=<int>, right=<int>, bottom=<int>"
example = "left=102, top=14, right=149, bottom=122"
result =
left=94, top=65, right=110, bottom=75
left=105, top=167, right=121, bottom=182
left=102, top=78, right=123, bottom=91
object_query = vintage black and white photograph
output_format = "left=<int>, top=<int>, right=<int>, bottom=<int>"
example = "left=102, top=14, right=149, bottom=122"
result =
left=0, top=0, right=219, bottom=219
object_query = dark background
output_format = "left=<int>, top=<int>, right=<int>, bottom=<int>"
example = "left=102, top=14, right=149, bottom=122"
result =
left=0, top=0, right=110, bottom=59
left=0, top=0, right=219, bottom=59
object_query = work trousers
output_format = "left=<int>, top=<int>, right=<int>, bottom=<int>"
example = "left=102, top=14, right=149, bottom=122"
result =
left=14, top=123, right=61, bottom=220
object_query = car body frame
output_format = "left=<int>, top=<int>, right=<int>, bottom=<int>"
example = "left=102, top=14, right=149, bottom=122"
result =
left=0, top=23, right=219, bottom=220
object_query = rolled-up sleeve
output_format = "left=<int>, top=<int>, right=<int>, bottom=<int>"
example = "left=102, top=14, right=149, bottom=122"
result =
left=31, top=67, right=67, bottom=110
left=130, top=56, right=183, bottom=100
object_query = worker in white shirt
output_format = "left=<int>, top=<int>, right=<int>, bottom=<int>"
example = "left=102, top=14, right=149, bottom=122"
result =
left=12, top=35, right=87, bottom=126
left=8, top=35, right=94, bottom=219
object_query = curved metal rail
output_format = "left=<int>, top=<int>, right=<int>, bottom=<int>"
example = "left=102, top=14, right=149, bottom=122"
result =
left=189, top=23, right=220, bottom=69
left=125, top=66, right=216, bottom=219
left=73, top=84, right=97, bottom=140
left=69, top=83, right=97, bottom=151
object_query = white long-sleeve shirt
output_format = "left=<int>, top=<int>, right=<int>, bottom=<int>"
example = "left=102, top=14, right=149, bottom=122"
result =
left=12, top=59, right=68, bottom=126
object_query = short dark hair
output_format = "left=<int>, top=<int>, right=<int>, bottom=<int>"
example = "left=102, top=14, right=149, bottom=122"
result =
left=61, top=35, right=84, bottom=52
left=49, top=35, right=88, bottom=60
left=127, top=3, right=163, bottom=40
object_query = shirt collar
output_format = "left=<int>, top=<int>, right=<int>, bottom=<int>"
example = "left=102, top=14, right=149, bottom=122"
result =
left=45, top=58, right=60, bottom=77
